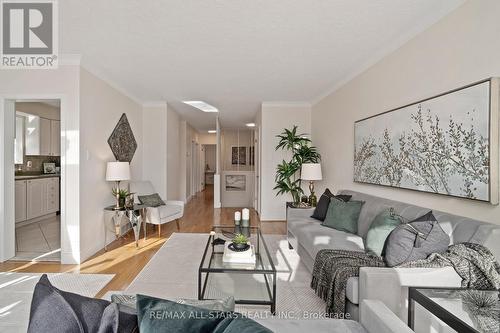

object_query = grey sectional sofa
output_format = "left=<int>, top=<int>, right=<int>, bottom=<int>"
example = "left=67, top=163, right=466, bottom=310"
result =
left=287, top=190, right=500, bottom=321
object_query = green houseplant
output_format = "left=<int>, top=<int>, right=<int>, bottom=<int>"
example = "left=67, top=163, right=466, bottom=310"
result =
left=274, top=126, right=321, bottom=207
left=112, top=188, right=129, bottom=208
left=232, top=233, right=249, bottom=250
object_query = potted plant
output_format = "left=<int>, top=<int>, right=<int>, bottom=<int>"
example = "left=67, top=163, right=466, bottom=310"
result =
left=231, top=233, right=249, bottom=250
left=274, top=126, right=321, bottom=207
left=112, top=188, right=129, bottom=208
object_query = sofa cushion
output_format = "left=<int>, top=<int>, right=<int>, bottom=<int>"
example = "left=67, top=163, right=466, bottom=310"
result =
left=323, top=198, right=365, bottom=234
left=311, top=188, right=352, bottom=221
left=138, top=193, right=166, bottom=207
left=256, top=318, right=366, bottom=333
left=158, top=204, right=182, bottom=219
left=291, top=219, right=365, bottom=260
left=346, top=277, right=359, bottom=304
left=365, top=209, right=402, bottom=257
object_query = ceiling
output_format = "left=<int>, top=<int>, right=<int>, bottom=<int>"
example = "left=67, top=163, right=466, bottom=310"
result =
left=60, top=0, right=464, bottom=131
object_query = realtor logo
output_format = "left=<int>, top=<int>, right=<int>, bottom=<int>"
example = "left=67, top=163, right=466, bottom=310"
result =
left=1, top=0, right=58, bottom=68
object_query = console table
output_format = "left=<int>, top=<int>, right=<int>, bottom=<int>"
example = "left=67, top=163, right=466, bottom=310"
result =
left=103, top=204, right=146, bottom=250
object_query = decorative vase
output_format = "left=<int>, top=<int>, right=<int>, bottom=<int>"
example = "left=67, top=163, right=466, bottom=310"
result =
left=118, top=197, right=126, bottom=208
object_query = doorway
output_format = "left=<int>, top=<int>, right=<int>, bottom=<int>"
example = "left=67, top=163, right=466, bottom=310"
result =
left=203, top=144, right=216, bottom=200
left=13, top=99, right=61, bottom=261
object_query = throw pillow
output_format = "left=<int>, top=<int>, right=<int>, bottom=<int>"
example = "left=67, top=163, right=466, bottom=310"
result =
left=384, top=211, right=450, bottom=267
left=311, top=188, right=352, bottom=221
left=214, top=314, right=272, bottom=333
left=111, top=294, right=235, bottom=313
left=365, top=209, right=402, bottom=257
left=138, top=193, right=166, bottom=207
left=322, top=198, right=364, bottom=234
left=28, top=274, right=138, bottom=333
left=136, top=294, right=228, bottom=332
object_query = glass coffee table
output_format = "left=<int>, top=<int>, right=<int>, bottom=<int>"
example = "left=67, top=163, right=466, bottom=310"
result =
left=198, top=226, right=277, bottom=313
left=409, top=287, right=500, bottom=333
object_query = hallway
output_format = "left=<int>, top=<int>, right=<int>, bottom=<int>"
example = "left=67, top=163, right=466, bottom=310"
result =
left=0, top=186, right=285, bottom=297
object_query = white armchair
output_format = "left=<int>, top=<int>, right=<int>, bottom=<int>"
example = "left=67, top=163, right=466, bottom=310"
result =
left=129, top=181, right=184, bottom=238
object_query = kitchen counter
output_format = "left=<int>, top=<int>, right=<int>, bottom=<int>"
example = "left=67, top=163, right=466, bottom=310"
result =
left=15, top=174, right=61, bottom=180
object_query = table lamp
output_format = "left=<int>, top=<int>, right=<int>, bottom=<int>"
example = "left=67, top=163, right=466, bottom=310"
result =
left=106, top=161, right=131, bottom=209
left=301, top=163, right=322, bottom=207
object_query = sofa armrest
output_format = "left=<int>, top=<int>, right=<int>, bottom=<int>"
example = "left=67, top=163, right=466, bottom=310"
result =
left=286, top=206, right=315, bottom=220
left=165, top=200, right=185, bottom=214
left=359, top=267, right=462, bottom=322
left=360, top=300, right=413, bottom=333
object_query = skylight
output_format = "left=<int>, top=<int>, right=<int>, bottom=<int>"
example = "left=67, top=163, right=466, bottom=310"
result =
left=208, top=130, right=217, bottom=133
left=183, top=101, right=218, bottom=113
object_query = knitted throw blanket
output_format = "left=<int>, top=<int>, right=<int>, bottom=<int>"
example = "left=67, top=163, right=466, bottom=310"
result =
left=310, top=250, right=385, bottom=315
left=311, top=243, right=500, bottom=315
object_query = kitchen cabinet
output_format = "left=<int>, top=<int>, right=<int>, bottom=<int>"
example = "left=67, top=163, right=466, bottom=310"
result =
left=15, top=180, right=27, bottom=223
left=50, top=120, right=61, bottom=156
left=16, top=177, right=60, bottom=223
left=27, top=178, right=46, bottom=219
left=22, top=113, right=60, bottom=156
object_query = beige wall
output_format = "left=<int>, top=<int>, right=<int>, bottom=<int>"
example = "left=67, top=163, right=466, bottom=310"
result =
left=260, top=103, right=311, bottom=220
left=312, top=0, right=500, bottom=225
left=79, top=68, right=143, bottom=261
left=221, top=129, right=254, bottom=172
left=167, top=106, right=182, bottom=200
left=142, top=105, right=167, bottom=198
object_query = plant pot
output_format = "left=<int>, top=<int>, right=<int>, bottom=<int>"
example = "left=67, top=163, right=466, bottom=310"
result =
left=118, top=197, right=126, bottom=208
left=232, top=242, right=248, bottom=250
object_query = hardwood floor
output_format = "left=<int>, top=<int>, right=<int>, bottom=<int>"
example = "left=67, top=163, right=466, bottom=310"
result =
left=0, top=185, right=286, bottom=297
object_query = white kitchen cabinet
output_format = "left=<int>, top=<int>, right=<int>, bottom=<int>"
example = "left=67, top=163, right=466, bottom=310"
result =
left=22, top=113, right=60, bottom=157
left=27, top=179, right=47, bottom=219
left=15, top=180, right=27, bottom=223
left=45, top=177, right=60, bottom=213
left=19, top=177, right=60, bottom=222
left=50, top=120, right=61, bottom=156
left=40, top=117, right=51, bottom=156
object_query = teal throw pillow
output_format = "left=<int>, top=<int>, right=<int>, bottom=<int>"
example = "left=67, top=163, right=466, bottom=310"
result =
left=137, top=193, right=165, bottom=207
left=136, top=294, right=227, bottom=332
left=214, top=315, right=272, bottom=333
left=322, top=198, right=364, bottom=234
left=365, top=209, right=402, bottom=257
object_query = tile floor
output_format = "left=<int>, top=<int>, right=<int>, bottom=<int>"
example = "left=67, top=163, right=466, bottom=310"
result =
left=14, top=216, right=61, bottom=262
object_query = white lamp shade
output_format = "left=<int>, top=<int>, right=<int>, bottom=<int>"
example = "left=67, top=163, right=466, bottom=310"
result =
left=106, top=161, right=131, bottom=181
left=301, top=163, right=322, bottom=181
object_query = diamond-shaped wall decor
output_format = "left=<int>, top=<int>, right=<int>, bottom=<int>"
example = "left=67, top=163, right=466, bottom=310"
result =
left=107, top=113, right=137, bottom=163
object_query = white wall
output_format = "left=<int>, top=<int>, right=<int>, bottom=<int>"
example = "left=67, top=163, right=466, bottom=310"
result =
left=221, top=129, right=254, bottom=172
left=205, top=145, right=216, bottom=171
left=167, top=106, right=182, bottom=200
left=142, top=105, right=167, bottom=198
left=312, top=0, right=500, bottom=226
left=260, top=103, right=311, bottom=220
left=79, top=68, right=143, bottom=262
left=0, top=64, right=80, bottom=263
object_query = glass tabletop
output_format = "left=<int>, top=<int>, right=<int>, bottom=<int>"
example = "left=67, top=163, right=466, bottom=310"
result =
left=199, top=225, right=276, bottom=273
left=414, top=288, right=499, bottom=333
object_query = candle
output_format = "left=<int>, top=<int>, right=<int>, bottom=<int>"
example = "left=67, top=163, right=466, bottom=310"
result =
left=242, top=208, right=250, bottom=220
left=234, top=211, right=241, bottom=221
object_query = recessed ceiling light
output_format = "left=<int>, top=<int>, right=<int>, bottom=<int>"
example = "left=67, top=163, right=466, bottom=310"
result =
left=246, top=123, right=256, bottom=127
left=208, top=130, right=217, bottom=134
left=183, top=101, right=218, bottom=113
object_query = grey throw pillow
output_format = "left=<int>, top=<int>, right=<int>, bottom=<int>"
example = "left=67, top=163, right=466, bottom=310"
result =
left=138, top=193, right=166, bottom=207
left=311, top=188, right=352, bottom=221
left=111, top=294, right=235, bottom=313
left=384, top=211, right=450, bottom=267
left=28, top=274, right=138, bottom=333
left=322, top=198, right=365, bottom=234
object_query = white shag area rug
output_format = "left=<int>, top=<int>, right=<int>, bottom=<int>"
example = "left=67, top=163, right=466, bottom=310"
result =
left=0, top=272, right=114, bottom=333
left=123, top=232, right=326, bottom=317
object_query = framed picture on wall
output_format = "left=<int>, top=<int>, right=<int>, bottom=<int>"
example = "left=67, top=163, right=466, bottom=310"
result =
left=231, top=146, right=247, bottom=165
left=354, top=78, right=499, bottom=204
left=226, top=175, right=246, bottom=191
